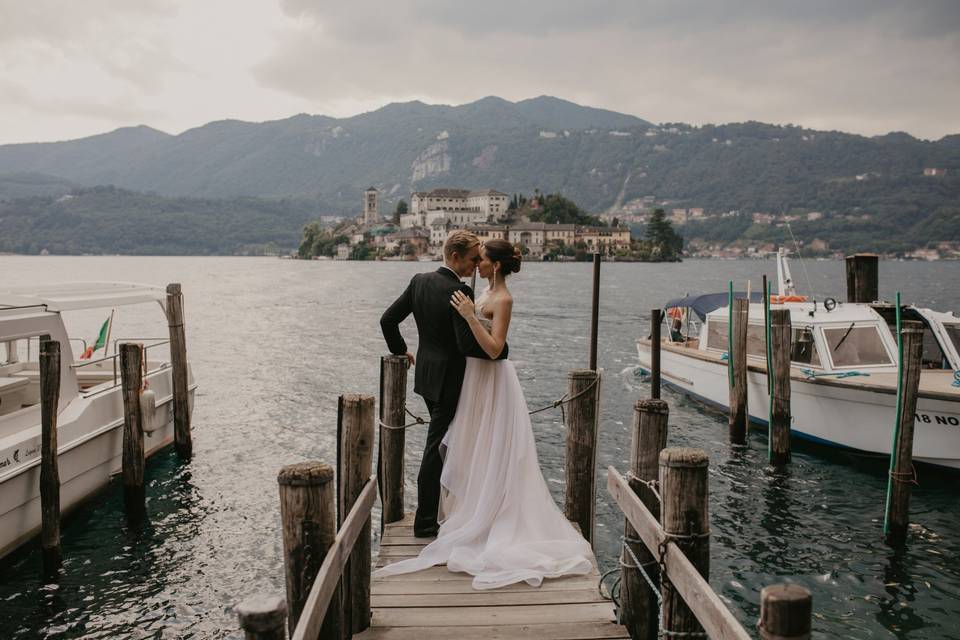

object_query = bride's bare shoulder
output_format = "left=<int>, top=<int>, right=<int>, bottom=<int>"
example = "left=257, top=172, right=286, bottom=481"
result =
left=491, top=291, right=513, bottom=311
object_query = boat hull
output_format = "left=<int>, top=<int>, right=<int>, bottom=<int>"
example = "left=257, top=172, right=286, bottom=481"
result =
left=637, top=341, right=960, bottom=470
left=0, top=370, right=195, bottom=560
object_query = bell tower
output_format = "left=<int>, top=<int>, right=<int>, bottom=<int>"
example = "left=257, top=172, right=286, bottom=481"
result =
left=364, top=187, right=380, bottom=225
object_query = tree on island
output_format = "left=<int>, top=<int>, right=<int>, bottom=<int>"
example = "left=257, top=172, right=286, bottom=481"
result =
left=394, top=199, right=408, bottom=224
left=644, top=208, right=683, bottom=261
left=298, top=221, right=348, bottom=258
left=527, top=193, right=602, bottom=226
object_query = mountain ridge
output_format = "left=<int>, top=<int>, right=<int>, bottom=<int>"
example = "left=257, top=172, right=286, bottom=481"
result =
left=0, top=95, right=957, bottom=256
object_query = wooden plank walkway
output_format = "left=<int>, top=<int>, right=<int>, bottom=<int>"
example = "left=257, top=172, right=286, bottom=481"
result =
left=355, top=514, right=629, bottom=639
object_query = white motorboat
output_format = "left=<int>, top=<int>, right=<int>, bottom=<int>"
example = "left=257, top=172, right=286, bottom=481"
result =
left=0, top=283, right=196, bottom=559
left=636, top=252, right=960, bottom=469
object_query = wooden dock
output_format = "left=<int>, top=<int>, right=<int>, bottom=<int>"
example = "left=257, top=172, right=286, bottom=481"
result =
left=357, top=513, right=628, bottom=639
left=236, top=352, right=813, bottom=640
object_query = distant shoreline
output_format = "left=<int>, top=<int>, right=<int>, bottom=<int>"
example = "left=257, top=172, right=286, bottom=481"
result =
left=2, top=253, right=957, bottom=262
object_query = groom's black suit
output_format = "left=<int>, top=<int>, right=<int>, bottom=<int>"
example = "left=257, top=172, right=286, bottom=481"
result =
left=381, top=267, right=508, bottom=536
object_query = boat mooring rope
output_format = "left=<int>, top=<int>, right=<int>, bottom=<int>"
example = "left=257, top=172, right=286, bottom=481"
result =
left=607, top=531, right=708, bottom=638
left=377, top=374, right=601, bottom=431
left=799, top=368, right=871, bottom=380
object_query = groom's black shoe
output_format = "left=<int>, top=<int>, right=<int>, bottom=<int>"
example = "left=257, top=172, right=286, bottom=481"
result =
left=414, top=526, right=438, bottom=538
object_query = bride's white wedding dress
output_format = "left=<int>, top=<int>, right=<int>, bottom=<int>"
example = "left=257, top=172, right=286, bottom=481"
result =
left=374, top=297, right=594, bottom=590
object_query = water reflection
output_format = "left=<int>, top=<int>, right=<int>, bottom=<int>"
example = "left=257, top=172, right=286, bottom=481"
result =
left=0, top=257, right=957, bottom=639
left=757, top=465, right=801, bottom=572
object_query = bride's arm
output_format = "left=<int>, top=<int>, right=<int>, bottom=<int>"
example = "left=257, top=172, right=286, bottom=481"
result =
left=451, top=291, right=511, bottom=359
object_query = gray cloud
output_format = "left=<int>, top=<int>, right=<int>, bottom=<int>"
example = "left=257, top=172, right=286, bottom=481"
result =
left=254, top=0, right=960, bottom=139
left=0, top=0, right=175, bottom=43
left=277, top=0, right=960, bottom=39
left=0, top=0, right=957, bottom=142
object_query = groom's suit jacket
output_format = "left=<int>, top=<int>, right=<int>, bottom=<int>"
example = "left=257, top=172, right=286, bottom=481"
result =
left=381, top=267, right=508, bottom=403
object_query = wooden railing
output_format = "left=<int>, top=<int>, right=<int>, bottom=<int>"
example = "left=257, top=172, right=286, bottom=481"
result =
left=608, top=396, right=813, bottom=640
left=608, top=467, right=751, bottom=640
left=291, top=478, right=377, bottom=640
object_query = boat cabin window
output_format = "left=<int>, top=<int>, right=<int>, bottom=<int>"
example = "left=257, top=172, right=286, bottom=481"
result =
left=706, top=320, right=728, bottom=351
left=1, top=341, right=16, bottom=366
left=746, top=325, right=767, bottom=357
left=791, top=328, right=821, bottom=367
left=823, top=324, right=892, bottom=368
left=873, top=306, right=951, bottom=369
left=920, top=327, right=950, bottom=369
left=945, top=325, right=960, bottom=358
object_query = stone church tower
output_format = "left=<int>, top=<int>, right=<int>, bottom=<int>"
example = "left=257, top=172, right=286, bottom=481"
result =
left=364, top=187, right=380, bottom=225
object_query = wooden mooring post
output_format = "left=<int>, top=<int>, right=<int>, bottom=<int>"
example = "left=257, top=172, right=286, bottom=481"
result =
left=610, top=455, right=811, bottom=640
left=39, top=339, right=62, bottom=573
left=589, top=252, right=601, bottom=371
left=379, top=355, right=407, bottom=526
left=758, top=584, right=812, bottom=640
left=165, top=283, right=192, bottom=459
left=278, top=461, right=340, bottom=638
left=659, top=447, right=710, bottom=637
left=650, top=309, right=662, bottom=400
left=119, top=343, right=146, bottom=520
left=565, top=368, right=601, bottom=546
left=729, top=297, right=749, bottom=444
left=620, top=399, right=668, bottom=640
left=884, top=319, right=924, bottom=545
left=769, top=308, right=793, bottom=465
left=237, top=594, right=287, bottom=640
left=338, top=394, right=375, bottom=635
left=845, top=253, right=879, bottom=304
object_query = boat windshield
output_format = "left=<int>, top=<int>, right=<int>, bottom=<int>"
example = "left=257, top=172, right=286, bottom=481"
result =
left=706, top=320, right=822, bottom=368
left=945, top=324, right=960, bottom=357
left=823, top=324, right=892, bottom=368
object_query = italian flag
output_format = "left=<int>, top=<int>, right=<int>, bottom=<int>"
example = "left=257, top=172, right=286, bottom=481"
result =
left=80, top=315, right=112, bottom=360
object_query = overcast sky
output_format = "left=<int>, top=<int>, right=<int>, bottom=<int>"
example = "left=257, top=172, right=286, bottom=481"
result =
left=1, top=0, right=958, bottom=144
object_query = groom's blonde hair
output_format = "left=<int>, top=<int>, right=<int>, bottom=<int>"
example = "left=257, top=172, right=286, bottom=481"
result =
left=443, top=230, right=480, bottom=259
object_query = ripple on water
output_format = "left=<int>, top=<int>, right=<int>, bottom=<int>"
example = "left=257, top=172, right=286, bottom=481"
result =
left=0, top=257, right=958, bottom=639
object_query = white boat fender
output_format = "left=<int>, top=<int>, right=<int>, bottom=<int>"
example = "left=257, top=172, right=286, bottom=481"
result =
left=140, top=388, right=157, bottom=434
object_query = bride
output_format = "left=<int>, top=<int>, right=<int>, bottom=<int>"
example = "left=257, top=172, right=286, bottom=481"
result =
left=373, top=239, right=594, bottom=590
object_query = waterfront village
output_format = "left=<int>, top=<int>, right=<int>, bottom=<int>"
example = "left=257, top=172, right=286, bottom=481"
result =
left=299, top=187, right=678, bottom=261
left=299, top=183, right=960, bottom=262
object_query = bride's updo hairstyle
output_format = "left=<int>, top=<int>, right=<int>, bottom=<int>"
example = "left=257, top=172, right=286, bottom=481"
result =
left=484, top=239, right=522, bottom=277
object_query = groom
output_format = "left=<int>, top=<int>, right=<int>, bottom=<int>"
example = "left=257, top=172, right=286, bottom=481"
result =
left=380, top=230, right=508, bottom=537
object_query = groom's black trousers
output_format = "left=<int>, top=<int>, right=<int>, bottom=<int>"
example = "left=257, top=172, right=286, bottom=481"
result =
left=415, top=379, right=461, bottom=535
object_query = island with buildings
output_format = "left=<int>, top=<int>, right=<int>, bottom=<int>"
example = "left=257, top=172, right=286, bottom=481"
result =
left=298, top=186, right=681, bottom=262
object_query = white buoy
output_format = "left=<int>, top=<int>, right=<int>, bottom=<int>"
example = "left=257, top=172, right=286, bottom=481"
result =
left=140, top=388, right=157, bottom=435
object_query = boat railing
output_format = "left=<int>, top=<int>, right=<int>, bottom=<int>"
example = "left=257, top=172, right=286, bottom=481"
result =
left=71, top=338, right=172, bottom=395
left=25, top=337, right=88, bottom=361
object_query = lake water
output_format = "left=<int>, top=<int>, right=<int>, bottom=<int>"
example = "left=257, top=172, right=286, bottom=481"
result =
left=0, top=256, right=958, bottom=639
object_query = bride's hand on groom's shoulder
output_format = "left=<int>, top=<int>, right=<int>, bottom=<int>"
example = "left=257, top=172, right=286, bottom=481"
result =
left=450, top=290, right=475, bottom=320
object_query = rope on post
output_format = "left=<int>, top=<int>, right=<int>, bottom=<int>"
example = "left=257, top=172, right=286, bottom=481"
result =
left=612, top=534, right=711, bottom=639
left=625, top=471, right=661, bottom=502
left=377, top=376, right=601, bottom=431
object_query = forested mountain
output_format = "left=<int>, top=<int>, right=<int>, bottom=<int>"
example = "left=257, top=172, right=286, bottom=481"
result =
left=0, top=96, right=957, bottom=255
left=0, top=186, right=316, bottom=255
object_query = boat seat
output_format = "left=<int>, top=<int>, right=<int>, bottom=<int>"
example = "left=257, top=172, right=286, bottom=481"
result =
left=0, top=376, right=29, bottom=416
